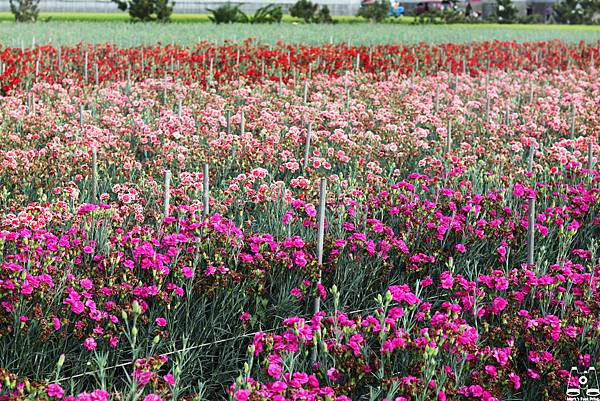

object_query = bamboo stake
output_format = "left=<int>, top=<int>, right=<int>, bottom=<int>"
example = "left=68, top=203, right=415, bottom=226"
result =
left=303, top=81, right=308, bottom=104
left=570, top=103, right=576, bottom=138
left=84, top=51, right=88, bottom=83
left=311, top=178, right=327, bottom=363
left=527, top=196, right=536, bottom=266
left=446, top=120, right=452, bottom=154
left=164, top=170, right=171, bottom=218
left=203, top=163, right=210, bottom=217
left=92, top=147, right=98, bottom=203
left=303, top=123, right=312, bottom=173
left=278, top=70, right=283, bottom=95
left=163, top=73, right=168, bottom=104
left=226, top=110, right=231, bottom=135
left=240, top=109, right=245, bottom=135
left=588, top=142, right=594, bottom=171
left=529, top=85, right=534, bottom=104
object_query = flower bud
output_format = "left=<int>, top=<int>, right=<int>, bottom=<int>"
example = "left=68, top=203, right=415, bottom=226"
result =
left=132, top=300, right=142, bottom=315
left=57, top=354, right=65, bottom=368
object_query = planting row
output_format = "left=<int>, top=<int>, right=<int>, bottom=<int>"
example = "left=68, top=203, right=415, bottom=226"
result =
left=1, top=40, right=599, bottom=94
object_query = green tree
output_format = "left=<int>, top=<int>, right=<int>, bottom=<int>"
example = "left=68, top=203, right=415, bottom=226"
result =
left=553, top=0, right=599, bottom=24
left=290, top=0, right=319, bottom=22
left=289, top=0, right=332, bottom=23
left=9, top=0, right=41, bottom=22
left=112, top=0, right=175, bottom=22
left=496, top=0, right=518, bottom=23
left=357, top=0, right=390, bottom=22
left=207, top=3, right=247, bottom=23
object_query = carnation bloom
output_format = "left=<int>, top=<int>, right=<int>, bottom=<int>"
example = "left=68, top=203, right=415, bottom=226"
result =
left=235, top=389, right=250, bottom=401
left=163, top=373, right=175, bottom=386
left=83, top=337, right=97, bottom=350
left=47, top=383, right=65, bottom=399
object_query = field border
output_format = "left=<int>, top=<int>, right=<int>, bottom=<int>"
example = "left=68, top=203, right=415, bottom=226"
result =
left=1, top=12, right=600, bottom=30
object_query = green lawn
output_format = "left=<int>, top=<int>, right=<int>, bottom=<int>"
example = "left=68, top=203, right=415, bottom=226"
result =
left=0, top=16, right=598, bottom=46
left=1, top=12, right=600, bottom=29
left=0, top=12, right=418, bottom=24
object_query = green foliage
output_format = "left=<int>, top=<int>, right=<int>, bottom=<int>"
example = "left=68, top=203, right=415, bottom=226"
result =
left=9, top=0, right=40, bottom=22
left=207, top=3, right=247, bottom=23
left=553, top=0, right=600, bottom=24
left=289, top=0, right=332, bottom=23
left=496, top=0, right=518, bottom=23
left=155, top=0, right=175, bottom=22
left=517, top=14, right=544, bottom=23
left=290, top=0, right=318, bottom=22
left=249, top=4, right=283, bottom=23
left=314, top=5, right=333, bottom=23
left=357, top=0, right=390, bottom=22
left=111, top=0, right=175, bottom=22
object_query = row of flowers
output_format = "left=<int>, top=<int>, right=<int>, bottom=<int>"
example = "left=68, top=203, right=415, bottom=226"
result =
left=1, top=40, right=599, bottom=93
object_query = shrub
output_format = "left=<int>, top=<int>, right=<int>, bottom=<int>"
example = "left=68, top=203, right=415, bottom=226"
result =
left=357, top=0, right=390, bottom=22
left=496, top=0, right=518, bottom=23
left=111, top=0, right=175, bottom=22
left=442, top=8, right=471, bottom=23
left=207, top=3, right=248, bottom=23
left=290, top=0, right=319, bottom=22
left=249, top=4, right=283, bottom=23
left=517, top=14, right=543, bottom=23
left=314, top=5, right=333, bottom=23
left=553, top=0, right=599, bottom=24
left=155, top=0, right=175, bottom=22
left=9, top=0, right=40, bottom=22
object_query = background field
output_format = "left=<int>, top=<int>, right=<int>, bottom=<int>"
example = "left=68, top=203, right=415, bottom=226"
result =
left=1, top=19, right=599, bottom=46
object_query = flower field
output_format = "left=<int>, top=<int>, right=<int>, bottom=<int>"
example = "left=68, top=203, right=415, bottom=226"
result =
left=0, top=40, right=599, bottom=401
